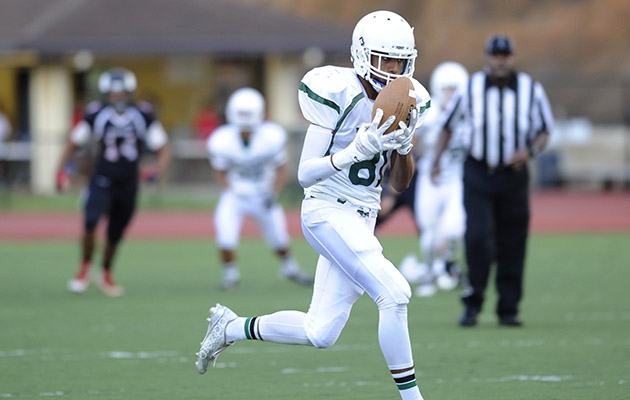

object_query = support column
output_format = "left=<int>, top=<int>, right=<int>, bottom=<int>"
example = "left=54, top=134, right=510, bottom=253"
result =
left=263, top=54, right=302, bottom=131
left=29, top=65, right=72, bottom=194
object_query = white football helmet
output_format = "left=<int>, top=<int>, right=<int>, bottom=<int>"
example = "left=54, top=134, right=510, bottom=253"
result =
left=98, top=67, right=137, bottom=113
left=351, top=11, right=417, bottom=93
left=429, top=62, right=468, bottom=108
left=98, top=67, right=137, bottom=95
left=226, top=88, right=265, bottom=131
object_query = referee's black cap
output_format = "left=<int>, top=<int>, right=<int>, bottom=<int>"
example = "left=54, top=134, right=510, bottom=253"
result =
left=485, top=35, right=514, bottom=55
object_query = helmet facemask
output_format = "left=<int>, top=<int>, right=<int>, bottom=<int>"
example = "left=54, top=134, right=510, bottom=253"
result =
left=351, top=11, right=418, bottom=93
left=99, top=68, right=136, bottom=114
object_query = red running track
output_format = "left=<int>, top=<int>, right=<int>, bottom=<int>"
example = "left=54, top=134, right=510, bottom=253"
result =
left=0, top=191, right=628, bottom=242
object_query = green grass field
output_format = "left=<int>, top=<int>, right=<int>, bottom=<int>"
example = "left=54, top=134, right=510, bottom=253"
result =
left=1, top=234, right=629, bottom=399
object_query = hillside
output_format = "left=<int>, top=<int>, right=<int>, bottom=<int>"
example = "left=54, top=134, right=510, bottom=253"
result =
left=246, top=0, right=630, bottom=123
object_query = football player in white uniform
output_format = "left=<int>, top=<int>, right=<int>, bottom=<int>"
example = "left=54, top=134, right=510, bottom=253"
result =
left=413, top=62, right=469, bottom=297
left=207, top=88, right=313, bottom=290
left=195, top=11, right=430, bottom=400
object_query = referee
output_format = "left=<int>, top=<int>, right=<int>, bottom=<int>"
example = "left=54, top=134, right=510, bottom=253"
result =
left=431, top=34, right=554, bottom=327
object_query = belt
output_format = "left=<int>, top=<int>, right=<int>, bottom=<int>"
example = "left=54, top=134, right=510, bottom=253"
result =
left=467, top=156, right=513, bottom=173
left=305, top=192, right=379, bottom=218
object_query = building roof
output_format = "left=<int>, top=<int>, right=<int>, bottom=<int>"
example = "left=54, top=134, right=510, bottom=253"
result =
left=0, top=0, right=352, bottom=56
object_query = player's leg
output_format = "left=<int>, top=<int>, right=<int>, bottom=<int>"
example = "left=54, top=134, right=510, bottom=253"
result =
left=196, top=255, right=349, bottom=374
left=68, top=178, right=109, bottom=293
left=460, top=159, right=495, bottom=325
left=494, top=169, right=529, bottom=325
left=254, top=201, right=312, bottom=285
left=301, top=199, right=422, bottom=399
left=415, top=173, right=440, bottom=296
left=223, top=254, right=359, bottom=346
left=214, top=191, right=244, bottom=289
left=435, top=179, right=465, bottom=290
left=99, top=181, right=137, bottom=296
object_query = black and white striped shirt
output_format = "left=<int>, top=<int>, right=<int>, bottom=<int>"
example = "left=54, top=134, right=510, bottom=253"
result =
left=442, top=71, right=554, bottom=168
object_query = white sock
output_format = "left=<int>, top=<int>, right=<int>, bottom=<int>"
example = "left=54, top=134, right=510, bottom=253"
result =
left=223, top=263, right=239, bottom=280
left=281, top=256, right=300, bottom=274
left=378, top=305, right=424, bottom=400
left=225, top=311, right=313, bottom=346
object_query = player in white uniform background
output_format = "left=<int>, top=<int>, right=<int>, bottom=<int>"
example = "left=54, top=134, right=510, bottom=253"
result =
left=195, top=11, right=430, bottom=400
left=207, top=88, right=313, bottom=290
left=404, top=62, right=470, bottom=297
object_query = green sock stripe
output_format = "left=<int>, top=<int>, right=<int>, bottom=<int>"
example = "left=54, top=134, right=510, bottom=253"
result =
left=244, top=317, right=253, bottom=340
left=397, top=380, right=417, bottom=391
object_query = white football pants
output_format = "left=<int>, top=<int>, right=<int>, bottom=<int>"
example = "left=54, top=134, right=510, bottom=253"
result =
left=214, top=190, right=289, bottom=250
left=254, top=197, right=415, bottom=370
left=414, top=172, right=465, bottom=263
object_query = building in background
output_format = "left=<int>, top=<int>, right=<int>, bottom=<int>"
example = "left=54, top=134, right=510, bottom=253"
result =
left=0, top=0, right=628, bottom=193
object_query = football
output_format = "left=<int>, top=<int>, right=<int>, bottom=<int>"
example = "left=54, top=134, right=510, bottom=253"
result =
left=372, top=76, right=416, bottom=134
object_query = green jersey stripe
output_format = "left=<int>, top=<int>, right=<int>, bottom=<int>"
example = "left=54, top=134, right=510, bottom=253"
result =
left=324, top=92, right=365, bottom=156
left=299, top=82, right=340, bottom=114
left=419, top=99, right=431, bottom=114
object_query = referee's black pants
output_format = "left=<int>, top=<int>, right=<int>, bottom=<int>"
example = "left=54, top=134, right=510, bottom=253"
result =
left=461, top=157, right=530, bottom=318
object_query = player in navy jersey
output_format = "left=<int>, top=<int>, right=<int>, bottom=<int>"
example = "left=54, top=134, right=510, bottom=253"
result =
left=56, top=67, right=170, bottom=297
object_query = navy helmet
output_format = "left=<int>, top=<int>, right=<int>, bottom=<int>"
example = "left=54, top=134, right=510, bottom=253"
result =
left=485, top=35, right=514, bottom=55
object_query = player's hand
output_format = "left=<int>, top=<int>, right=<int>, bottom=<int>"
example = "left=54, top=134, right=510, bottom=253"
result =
left=355, top=108, right=398, bottom=156
left=430, top=162, right=441, bottom=186
left=507, top=149, right=530, bottom=170
left=392, top=108, right=418, bottom=155
left=140, top=166, right=160, bottom=182
left=263, top=193, right=277, bottom=209
left=56, top=169, right=70, bottom=193
left=331, top=108, right=396, bottom=170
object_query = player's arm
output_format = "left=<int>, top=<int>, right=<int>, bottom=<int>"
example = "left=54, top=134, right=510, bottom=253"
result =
left=509, top=81, right=553, bottom=168
left=56, top=120, right=90, bottom=192
left=431, top=95, right=462, bottom=184
left=388, top=106, right=420, bottom=192
left=153, top=142, right=171, bottom=178
left=213, top=169, right=228, bottom=189
left=297, top=124, right=339, bottom=188
left=430, top=128, right=452, bottom=183
left=141, top=121, right=171, bottom=181
left=274, top=162, right=288, bottom=194
left=389, top=151, right=414, bottom=192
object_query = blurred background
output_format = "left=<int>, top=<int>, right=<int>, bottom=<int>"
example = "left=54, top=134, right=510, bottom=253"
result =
left=0, top=0, right=628, bottom=201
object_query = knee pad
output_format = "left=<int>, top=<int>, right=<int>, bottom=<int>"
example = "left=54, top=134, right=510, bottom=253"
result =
left=304, top=309, right=351, bottom=349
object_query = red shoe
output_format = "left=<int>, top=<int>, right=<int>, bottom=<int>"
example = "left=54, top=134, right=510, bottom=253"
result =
left=98, top=271, right=124, bottom=297
left=67, top=263, right=91, bottom=293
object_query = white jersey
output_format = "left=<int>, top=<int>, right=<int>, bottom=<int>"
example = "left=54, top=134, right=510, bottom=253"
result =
left=207, top=121, right=288, bottom=197
left=417, top=100, right=469, bottom=184
left=298, top=66, right=431, bottom=209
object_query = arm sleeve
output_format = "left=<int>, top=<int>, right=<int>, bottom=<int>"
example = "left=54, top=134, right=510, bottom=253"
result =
left=206, top=134, right=229, bottom=171
left=69, top=120, right=91, bottom=146
left=145, top=121, right=168, bottom=151
left=297, top=67, right=343, bottom=130
left=297, top=124, right=338, bottom=188
left=532, top=82, right=554, bottom=135
left=441, top=92, right=466, bottom=133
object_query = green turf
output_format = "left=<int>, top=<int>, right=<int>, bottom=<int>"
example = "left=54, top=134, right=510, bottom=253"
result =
left=1, top=234, right=629, bottom=399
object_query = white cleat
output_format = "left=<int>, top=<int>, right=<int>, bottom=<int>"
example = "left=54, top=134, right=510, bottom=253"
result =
left=436, top=273, right=458, bottom=291
left=195, top=303, right=238, bottom=374
left=282, top=269, right=314, bottom=286
left=399, top=254, right=428, bottom=285
left=415, top=282, right=437, bottom=297
left=67, top=276, right=90, bottom=293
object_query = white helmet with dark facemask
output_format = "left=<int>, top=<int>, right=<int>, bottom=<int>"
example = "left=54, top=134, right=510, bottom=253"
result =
left=98, top=67, right=137, bottom=113
left=350, top=11, right=417, bottom=93
left=226, top=88, right=265, bottom=131
left=429, top=62, right=469, bottom=108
